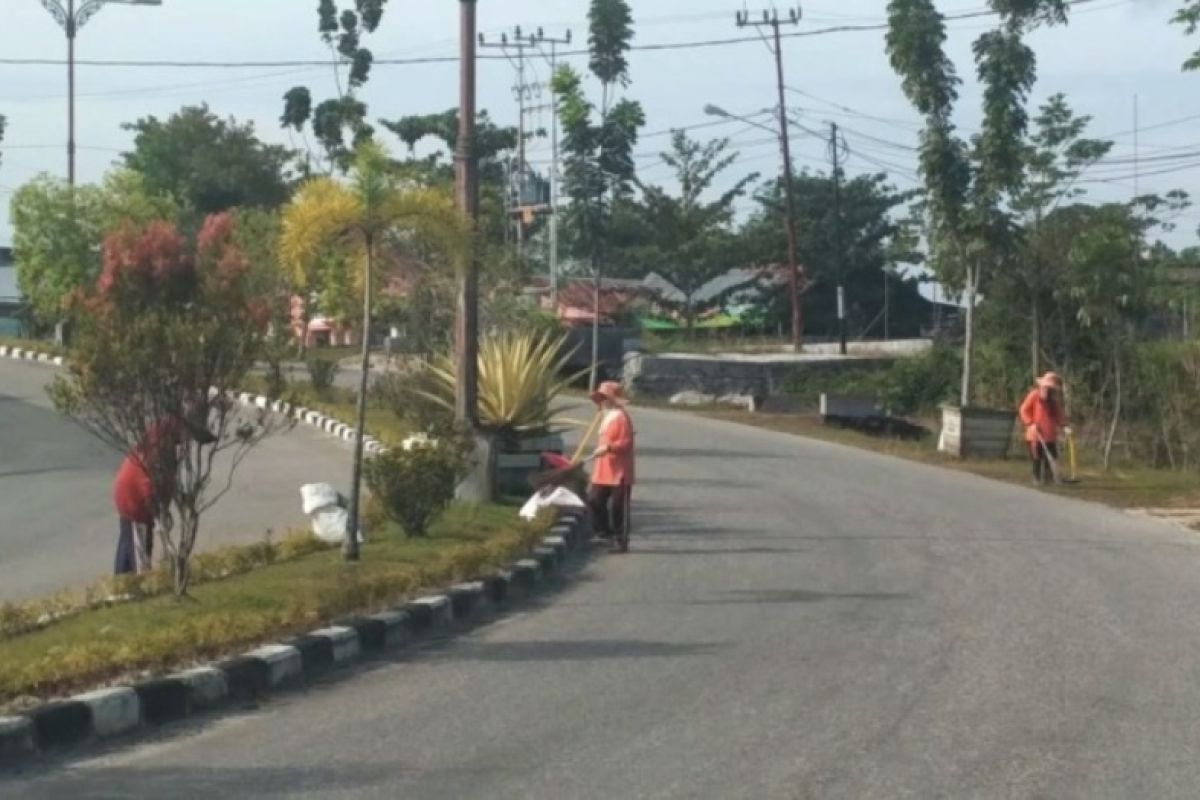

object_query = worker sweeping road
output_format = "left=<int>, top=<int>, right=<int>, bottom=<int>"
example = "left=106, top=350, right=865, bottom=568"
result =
left=1019, top=371, right=1069, bottom=486
left=588, top=381, right=636, bottom=554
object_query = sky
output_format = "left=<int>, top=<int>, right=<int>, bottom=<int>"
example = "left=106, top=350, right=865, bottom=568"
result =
left=1, top=0, right=1198, bottom=257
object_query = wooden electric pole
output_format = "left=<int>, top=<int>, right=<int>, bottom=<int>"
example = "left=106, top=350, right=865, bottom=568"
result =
left=455, top=0, right=480, bottom=427
left=737, top=6, right=804, bottom=350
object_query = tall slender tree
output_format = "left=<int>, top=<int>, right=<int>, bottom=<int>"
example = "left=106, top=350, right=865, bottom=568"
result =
left=553, top=0, right=643, bottom=389
left=886, top=0, right=1069, bottom=406
left=635, top=132, right=758, bottom=333
left=281, top=143, right=466, bottom=559
left=1010, top=94, right=1112, bottom=379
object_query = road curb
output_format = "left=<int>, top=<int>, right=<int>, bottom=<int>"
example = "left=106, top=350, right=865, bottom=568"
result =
left=0, top=346, right=380, bottom=455
left=0, top=517, right=591, bottom=767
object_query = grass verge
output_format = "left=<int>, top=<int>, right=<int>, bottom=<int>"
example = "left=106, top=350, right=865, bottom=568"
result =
left=0, top=504, right=547, bottom=709
left=243, top=375, right=413, bottom=446
left=674, top=406, right=1200, bottom=511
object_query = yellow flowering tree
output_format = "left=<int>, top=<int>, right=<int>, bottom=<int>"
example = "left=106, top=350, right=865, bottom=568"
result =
left=280, top=142, right=468, bottom=560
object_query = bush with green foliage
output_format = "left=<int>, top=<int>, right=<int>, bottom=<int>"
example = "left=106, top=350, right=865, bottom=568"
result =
left=783, top=345, right=962, bottom=417
left=307, top=357, right=340, bottom=391
left=364, top=441, right=468, bottom=538
left=372, top=367, right=454, bottom=434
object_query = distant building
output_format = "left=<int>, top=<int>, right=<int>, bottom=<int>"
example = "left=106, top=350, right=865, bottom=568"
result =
left=0, top=247, right=23, bottom=337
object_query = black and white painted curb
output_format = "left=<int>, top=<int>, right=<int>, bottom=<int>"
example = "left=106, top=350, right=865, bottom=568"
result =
left=232, top=391, right=387, bottom=456
left=0, top=511, right=589, bottom=766
left=0, top=344, right=65, bottom=368
left=0, top=344, right=382, bottom=456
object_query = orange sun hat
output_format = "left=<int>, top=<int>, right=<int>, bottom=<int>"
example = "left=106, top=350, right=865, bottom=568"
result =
left=589, top=381, right=629, bottom=406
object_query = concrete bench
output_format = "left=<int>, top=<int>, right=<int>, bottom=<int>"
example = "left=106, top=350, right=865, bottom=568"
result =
left=820, top=393, right=928, bottom=441
left=820, top=393, right=883, bottom=422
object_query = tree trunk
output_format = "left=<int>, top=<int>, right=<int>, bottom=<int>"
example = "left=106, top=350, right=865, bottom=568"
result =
left=173, top=552, right=191, bottom=598
left=960, top=264, right=979, bottom=408
left=1103, top=349, right=1122, bottom=471
left=171, top=514, right=198, bottom=598
left=344, top=237, right=373, bottom=562
left=1031, top=294, right=1041, bottom=381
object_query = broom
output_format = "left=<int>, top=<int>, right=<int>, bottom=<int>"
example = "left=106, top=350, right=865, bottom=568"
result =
left=528, top=410, right=604, bottom=491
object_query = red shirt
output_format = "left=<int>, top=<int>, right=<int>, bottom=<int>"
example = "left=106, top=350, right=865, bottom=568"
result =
left=113, top=418, right=183, bottom=523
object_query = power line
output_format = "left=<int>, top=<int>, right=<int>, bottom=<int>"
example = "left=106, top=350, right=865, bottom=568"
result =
left=0, top=0, right=1112, bottom=70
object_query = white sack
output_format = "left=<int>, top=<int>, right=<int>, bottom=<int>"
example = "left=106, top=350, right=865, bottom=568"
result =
left=301, top=483, right=341, bottom=516
left=519, top=486, right=586, bottom=522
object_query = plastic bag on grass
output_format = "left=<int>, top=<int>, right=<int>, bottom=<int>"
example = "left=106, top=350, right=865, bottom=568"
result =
left=301, top=482, right=341, bottom=516
left=519, top=486, right=586, bottom=522
left=300, top=483, right=361, bottom=543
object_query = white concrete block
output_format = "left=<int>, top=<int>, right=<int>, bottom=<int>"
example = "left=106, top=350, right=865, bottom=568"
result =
left=245, top=644, right=302, bottom=687
left=309, top=626, right=361, bottom=663
left=175, top=666, right=229, bottom=709
left=73, top=687, right=140, bottom=737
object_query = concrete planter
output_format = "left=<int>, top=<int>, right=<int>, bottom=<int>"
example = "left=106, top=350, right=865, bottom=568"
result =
left=938, top=405, right=1016, bottom=459
left=495, top=433, right=564, bottom=496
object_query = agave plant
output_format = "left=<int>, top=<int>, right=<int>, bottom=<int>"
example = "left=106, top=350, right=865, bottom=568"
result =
left=425, top=331, right=587, bottom=437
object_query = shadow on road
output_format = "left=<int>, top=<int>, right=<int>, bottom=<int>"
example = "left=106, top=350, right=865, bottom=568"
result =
left=693, top=589, right=912, bottom=605
left=428, top=639, right=728, bottom=662
left=3, top=764, right=396, bottom=798
left=0, top=465, right=86, bottom=480
left=638, top=447, right=791, bottom=460
left=630, top=546, right=807, bottom=557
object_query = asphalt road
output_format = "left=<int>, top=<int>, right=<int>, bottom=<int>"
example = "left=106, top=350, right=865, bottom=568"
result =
left=0, top=359, right=355, bottom=601
left=8, top=404, right=1200, bottom=798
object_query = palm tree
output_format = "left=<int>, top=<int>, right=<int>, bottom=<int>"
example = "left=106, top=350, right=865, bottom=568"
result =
left=281, top=142, right=467, bottom=560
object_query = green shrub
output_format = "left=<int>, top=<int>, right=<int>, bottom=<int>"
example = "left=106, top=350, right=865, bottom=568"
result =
left=364, top=442, right=466, bottom=537
left=779, top=345, right=963, bottom=416
left=879, top=345, right=962, bottom=415
left=373, top=368, right=454, bottom=434
left=307, top=357, right=340, bottom=391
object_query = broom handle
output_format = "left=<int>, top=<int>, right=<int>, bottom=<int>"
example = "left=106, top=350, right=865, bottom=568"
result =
left=570, top=411, right=604, bottom=464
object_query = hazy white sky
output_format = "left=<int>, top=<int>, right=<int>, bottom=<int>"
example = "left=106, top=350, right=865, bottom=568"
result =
left=1, top=0, right=1197, bottom=247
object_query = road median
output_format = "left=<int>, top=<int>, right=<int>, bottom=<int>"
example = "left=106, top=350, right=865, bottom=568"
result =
left=0, top=508, right=590, bottom=767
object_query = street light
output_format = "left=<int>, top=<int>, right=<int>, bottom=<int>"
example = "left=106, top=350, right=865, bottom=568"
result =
left=37, top=0, right=163, bottom=185
left=706, top=103, right=805, bottom=349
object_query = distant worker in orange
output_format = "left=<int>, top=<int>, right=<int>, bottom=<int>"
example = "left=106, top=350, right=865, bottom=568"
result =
left=1020, top=371, right=1068, bottom=486
left=588, top=381, right=636, bottom=553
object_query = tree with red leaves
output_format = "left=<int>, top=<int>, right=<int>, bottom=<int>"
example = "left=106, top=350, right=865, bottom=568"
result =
left=51, top=213, right=286, bottom=597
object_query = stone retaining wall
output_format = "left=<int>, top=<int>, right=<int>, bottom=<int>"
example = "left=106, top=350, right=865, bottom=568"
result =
left=624, top=351, right=897, bottom=399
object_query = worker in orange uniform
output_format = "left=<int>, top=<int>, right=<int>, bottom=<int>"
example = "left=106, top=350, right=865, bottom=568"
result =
left=588, top=381, right=636, bottom=553
left=1019, top=371, right=1068, bottom=486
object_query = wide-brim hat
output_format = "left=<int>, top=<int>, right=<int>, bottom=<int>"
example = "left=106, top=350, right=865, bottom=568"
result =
left=590, top=381, right=629, bottom=406
left=1038, top=371, right=1063, bottom=390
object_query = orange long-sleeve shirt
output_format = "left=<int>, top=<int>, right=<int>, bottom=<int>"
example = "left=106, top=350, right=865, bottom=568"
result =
left=1019, top=388, right=1066, bottom=444
left=592, top=408, right=635, bottom=487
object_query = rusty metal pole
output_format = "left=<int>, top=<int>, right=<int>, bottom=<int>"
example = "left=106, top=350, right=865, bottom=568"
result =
left=454, top=0, right=480, bottom=426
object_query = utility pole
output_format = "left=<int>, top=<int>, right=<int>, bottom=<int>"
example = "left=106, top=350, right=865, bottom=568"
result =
left=534, top=29, right=572, bottom=309
left=883, top=268, right=891, bottom=341
left=737, top=6, right=804, bottom=350
left=480, top=27, right=540, bottom=262
left=37, top=0, right=162, bottom=186
left=455, top=0, right=480, bottom=428
left=828, top=121, right=849, bottom=354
